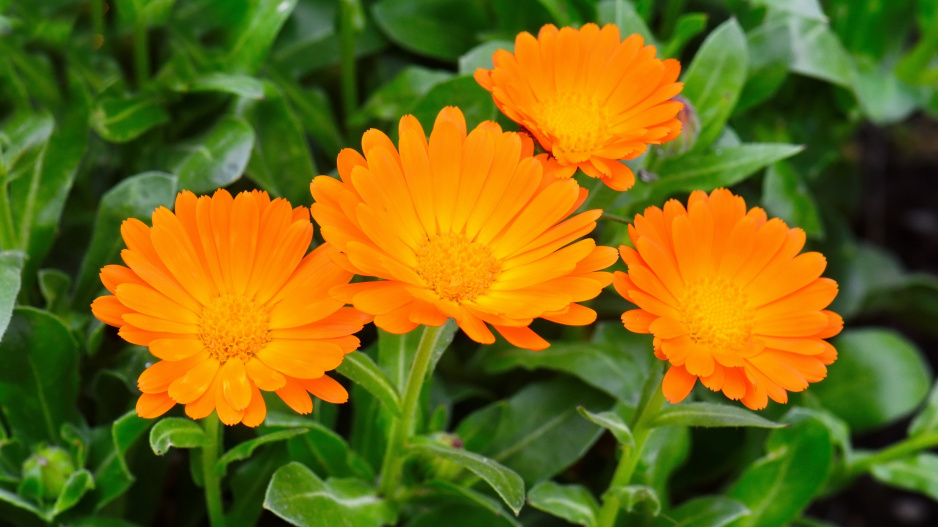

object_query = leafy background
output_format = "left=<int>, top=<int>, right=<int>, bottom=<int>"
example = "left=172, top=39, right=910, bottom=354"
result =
left=0, top=0, right=937, bottom=526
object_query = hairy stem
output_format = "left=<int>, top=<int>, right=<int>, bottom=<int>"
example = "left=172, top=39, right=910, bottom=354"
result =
left=201, top=416, right=226, bottom=527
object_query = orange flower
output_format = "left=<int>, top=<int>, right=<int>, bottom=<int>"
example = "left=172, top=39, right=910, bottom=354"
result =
left=91, top=190, right=370, bottom=426
left=310, top=107, right=616, bottom=350
left=614, top=189, right=842, bottom=410
left=474, top=23, right=683, bottom=192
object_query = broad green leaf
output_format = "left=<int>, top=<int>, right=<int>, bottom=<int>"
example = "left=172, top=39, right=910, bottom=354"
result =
left=73, top=172, right=176, bottom=306
left=175, top=117, right=254, bottom=193
left=0, top=487, right=45, bottom=521
left=909, top=381, right=938, bottom=437
left=149, top=418, right=206, bottom=455
left=652, top=402, right=784, bottom=429
left=89, top=411, right=151, bottom=510
left=577, top=405, right=633, bottom=447
left=527, top=481, right=599, bottom=527
left=0, top=111, right=54, bottom=171
left=608, top=484, right=660, bottom=516
left=787, top=14, right=855, bottom=87
left=457, top=377, right=613, bottom=485
left=762, top=161, right=823, bottom=237
left=662, top=13, right=708, bottom=58
left=336, top=351, right=402, bottom=416
left=829, top=241, right=905, bottom=319
left=372, top=0, right=488, bottom=61
left=419, top=480, right=520, bottom=526
left=737, top=13, right=791, bottom=112
left=241, top=82, right=316, bottom=204
left=728, top=412, right=833, bottom=527
left=265, top=412, right=374, bottom=480
left=870, top=453, right=938, bottom=501
left=751, top=0, right=827, bottom=21
left=276, top=77, right=345, bottom=158
left=352, top=66, right=453, bottom=129
left=681, top=19, right=749, bottom=151
left=652, top=496, right=750, bottom=527
left=50, top=468, right=94, bottom=518
left=0, top=308, right=79, bottom=444
left=188, top=72, right=266, bottom=99
left=410, top=436, right=525, bottom=514
left=225, top=0, right=298, bottom=74
left=812, top=328, right=932, bottom=432
left=596, top=0, right=658, bottom=49
left=228, top=443, right=290, bottom=527
left=480, top=322, right=652, bottom=405
left=264, top=462, right=396, bottom=527
left=90, top=95, right=169, bottom=143
left=216, top=428, right=308, bottom=476
left=410, top=76, right=498, bottom=134
left=854, top=60, right=925, bottom=125
left=0, top=251, right=24, bottom=341
left=406, top=502, right=517, bottom=527
left=459, top=40, right=513, bottom=75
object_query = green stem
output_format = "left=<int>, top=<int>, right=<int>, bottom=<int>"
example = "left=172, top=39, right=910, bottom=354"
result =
left=201, top=416, right=226, bottom=527
left=134, top=20, right=149, bottom=88
left=596, top=382, right=667, bottom=527
left=600, top=213, right=631, bottom=225
left=338, top=0, right=362, bottom=123
left=379, top=324, right=446, bottom=498
left=849, top=432, right=938, bottom=477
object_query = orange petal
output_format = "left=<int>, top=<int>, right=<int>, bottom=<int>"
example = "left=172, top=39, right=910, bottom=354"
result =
left=136, top=392, right=176, bottom=419
left=241, top=385, right=267, bottom=427
left=662, top=364, right=696, bottom=404
left=221, top=358, right=252, bottom=411
left=302, top=375, right=349, bottom=404
left=276, top=377, right=313, bottom=415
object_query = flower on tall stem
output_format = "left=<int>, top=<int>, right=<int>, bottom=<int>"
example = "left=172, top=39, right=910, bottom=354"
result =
left=92, top=189, right=370, bottom=426
left=474, top=23, right=684, bottom=191
left=310, top=106, right=616, bottom=350
left=615, top=189, right=842, bottom=410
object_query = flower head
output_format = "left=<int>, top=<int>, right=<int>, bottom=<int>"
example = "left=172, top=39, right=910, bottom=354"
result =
left=615, top=189, right=842, bottom=410
left=474, top=23, right=684, bottom=191
left=310, top=107, right=616, bottom=350
left=91, top=189, right=370, bottom=426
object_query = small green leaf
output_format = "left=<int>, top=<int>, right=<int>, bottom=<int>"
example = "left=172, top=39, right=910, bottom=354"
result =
left=871, top=453, right=938, bottom=501
left=175, top=117, right=255, bottom=193
left=50, top=468, right=94, bottom=518
left=149, top=418, right=206, bottom=455
left=527, top=481, right=599, bottom=527
left=264, top=462, right=395, bottom=527
left=577, top=406, right=634, bottom=447
left=90, top=96, right=169, bottom=143
left=225, top=0, right=298, bottom=74
left=812, top=328, right=932, bottom=432
left=73, top=172, right=177, bottom=306
left=372, top=0, right=488, bottom=61
left=608, top=484, right=660, bottom=516
left=652, top=402, right=784, bottom=429
left=663, top=13, right=709, bottom=58
left=909, top=381, right=938, bottom=437
left=652, top=496, right=749, bottom=527
left=681, top=19, right=749, bottom=151
left=336, top=352, right=402, bottom=416
left=0, top=251, right=24, bottom=341
left=762, top=161, right=823, bottom=238
left=459, top=40, right=513, bottom=75
left=216, top=428, right=308, bottom=477
left=409, top=436, right=525, bottom=515
left=37, top=269, right=70, bottom=314
left=410, top=76, right=498, bottom=134
left=188, top=72, right=266, bottom=99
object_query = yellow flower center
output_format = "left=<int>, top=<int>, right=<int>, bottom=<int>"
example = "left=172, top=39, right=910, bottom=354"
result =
left=416, top=233, right=500, bottom=303
left=680, top=277, right=754, bottom=351
left=199, top=294, right=271, bottom=363
left=540, top=92, right=609, bottom=164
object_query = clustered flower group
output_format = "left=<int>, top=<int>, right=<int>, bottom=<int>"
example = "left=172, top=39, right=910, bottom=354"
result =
left=92, top=23, right=841, bottom=426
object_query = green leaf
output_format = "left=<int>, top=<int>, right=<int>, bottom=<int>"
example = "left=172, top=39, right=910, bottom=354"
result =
left=50, top=468, right=94, bottom=518
left=634, top=425, right=690, bottom=496
left=0, top=487, right=45, bottom=521
left=608, top=484, right=660, bottom=516
left=90, top=95, right=169, bottom=143
left=352, top=66, right=453, bottom=129
left=534, top=0, right=583, bottom=25
left=264, top=462, right=396, bottom=527
left=242, top=82, right=316, bottom=204
left=409, top=436, right=525, bottom=515
left=265, top=412, right=374, bottom=480
left=909, top=381, right=938, bottom=437
left=228, top=443, right=290, bottom=527
left=761, top=161, right=823, bottom=237
left=663, top=13, right=709, bottom=58
left=728, top=412, right=833, bottom=527
left=419, top=480, right=520, bottom=526
left=751, top=0, right=828, bottom=21
left=737, top=13, right=791, bottom=112
left=854, top=60, right=925, bottom=125
left=652, top=496, right=750, bottom=527
left=216, top=428, right=308, bottom=476
left=149, top=418, right=206, bottom=455
left=0, top=308, right=79, bottom=444
left=410, top=75, right=498, bottom=134
left=0, top=251, right=24, bottom=341
left=680, top=18, right=749, bottom=151
left=372, top=0, right=488, bottom=61
left=527, top=481, right=599, bottom=527
left=38, top=269, right=70, bottom=314
left=336, top=352, right=402, bottom=416
left=89, top=411, right=151, bottom=510
left=175, top=117, right=255, bottom=193
left=786, top=14, right=855, bottom=87
left=577, top=405, right=633, bottom=447
left=188, top=72, right=266, bottom=99
left=276, top=77, right=345, bottom=158
left=0, top=111, right=54, bottom=171
left=225, top=0, right=298, bottom=74
left=73, top=172, right=176, bottom=306
left=457, top=377, right=613, bottom=485
left=870, top=453, right=938, bottom=501
left=459, top=40, right=513, bottom=76
left=596, top=0, right=658, bottom=49
left=812, top=328, right=932, bottom=432
left=479, top=322, right=653, bottom=406
left=652, top=402, right=785, bottom=429
left=406, top=502, right=517, bottom=527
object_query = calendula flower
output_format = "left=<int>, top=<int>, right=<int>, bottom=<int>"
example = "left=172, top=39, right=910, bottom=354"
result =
left=615, top=189, right=842, bottom=410
left=310, top=107, right=616, bottom=350
left=474, top=23, right=683, bottom=191
left=91, top=190, right=370, bottom=426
